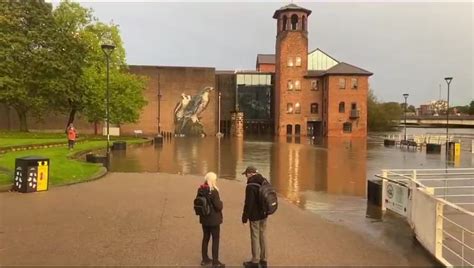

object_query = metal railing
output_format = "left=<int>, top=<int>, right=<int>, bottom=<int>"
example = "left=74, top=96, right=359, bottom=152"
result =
left=376, top=168, right=474, bottom=267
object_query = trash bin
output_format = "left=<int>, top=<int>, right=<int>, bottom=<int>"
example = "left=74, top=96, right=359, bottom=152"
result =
left=13, top=156, right=49, bottom=193
left=112, top=141, right=126, bottom=151
left=384, top=139, right=396, bottom=146
left=448, top=142, right=461, bottom=159
left=426, top=143, right=441, bottom=154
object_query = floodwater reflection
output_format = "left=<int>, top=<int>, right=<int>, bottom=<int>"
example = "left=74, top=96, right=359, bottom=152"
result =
left=110, top=136, right=368, bottom=203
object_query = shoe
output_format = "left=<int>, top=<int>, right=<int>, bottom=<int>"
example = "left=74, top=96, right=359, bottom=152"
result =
left=243, top=261, right=259, bottom=267
left=212, top=260, right=225, bottom=268
left=201, top=258, right=212, bottom=266
left=259, top=260, right=268, bottom=268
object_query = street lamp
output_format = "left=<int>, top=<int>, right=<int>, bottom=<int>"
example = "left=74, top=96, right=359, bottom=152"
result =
left=403, top=93, right=409, bottom=141
left=101, top=43, right=115, bottom=165
left=444, top=77, right=453, bottom=160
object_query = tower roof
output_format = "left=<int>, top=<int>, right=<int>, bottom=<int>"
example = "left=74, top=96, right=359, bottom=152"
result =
left=273, top=3, right=312, bottom=19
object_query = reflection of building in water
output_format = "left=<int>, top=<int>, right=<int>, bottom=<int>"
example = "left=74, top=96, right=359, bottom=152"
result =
left=325, top=137, right=367, bottom=196
left=270, top=137, right=327, bottom=206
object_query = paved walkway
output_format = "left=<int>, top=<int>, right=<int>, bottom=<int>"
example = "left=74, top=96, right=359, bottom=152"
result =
left=0, top=173, right=435, bottom=266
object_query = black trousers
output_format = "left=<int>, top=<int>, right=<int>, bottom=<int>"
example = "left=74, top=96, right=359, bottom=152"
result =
left=201, top=225, right=220, bottom=261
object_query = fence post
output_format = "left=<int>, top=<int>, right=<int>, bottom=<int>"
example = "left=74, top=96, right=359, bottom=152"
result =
left=381, top=170, right=388, bottom=211
left=435, top=201, right=444, bottom=260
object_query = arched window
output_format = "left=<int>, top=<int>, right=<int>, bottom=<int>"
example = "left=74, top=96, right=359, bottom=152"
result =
left=291, top=14, right=298, bottom=30
left=295, top=124, right=301, bottom=135
left=286, top=124, right=293, bottom=135
left=339, top=102, right=345, bottom=113
left=302, top=16, right=306, bottom=31
left=282, top=15, right=288, bottom=31
left=295, top=102, right=301, bottom=113
left=311, top=103, right=319, bottom=114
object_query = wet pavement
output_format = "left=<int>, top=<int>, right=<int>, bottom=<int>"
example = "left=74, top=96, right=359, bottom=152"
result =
left=0, top=173, right=439, bottom=266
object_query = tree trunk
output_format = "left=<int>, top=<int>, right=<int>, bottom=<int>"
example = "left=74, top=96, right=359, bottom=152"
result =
left=66, top=108, right=77, bottom=130
left=16, top=109, right=28, bottom=132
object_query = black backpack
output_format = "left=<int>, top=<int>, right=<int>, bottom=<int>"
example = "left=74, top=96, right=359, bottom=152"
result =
left=248, top=179, right=278, bottom=215
left=194, top=191, right=211, bottom=216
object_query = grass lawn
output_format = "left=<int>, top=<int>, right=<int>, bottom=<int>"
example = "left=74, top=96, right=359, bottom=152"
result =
left=0, top=138, right=149, bottom=187
left=0, top=132, right=67, bottom=148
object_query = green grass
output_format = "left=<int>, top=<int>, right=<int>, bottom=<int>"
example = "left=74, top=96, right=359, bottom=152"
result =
left=0, top=138, right=149, bottom=186
left=0, top=131, right=142, bottom=148
left=0, top=131, right=69, bottom=148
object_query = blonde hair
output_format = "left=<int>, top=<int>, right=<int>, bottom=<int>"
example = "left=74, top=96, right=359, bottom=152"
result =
left=205, top=172, right=219, bottom=191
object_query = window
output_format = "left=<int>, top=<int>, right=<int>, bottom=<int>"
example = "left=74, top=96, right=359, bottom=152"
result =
left=343, top=122, right=352, bottom=133
left=286, top=124, right=293, bottom=135
left=287, top=103, right=294, bottom=114
left=351, top=103, right=357, bottom=110
left=311, top=80, right=319, bottom=91
left=339, top=102, right=345, bottom=113
left=295, top=124, right=301, bottom=135
left=295, top=57, right=301, bottom=66
left=291, top=14, right=298, bottom=30
left=339, top=78, right=346, bottom=89
left=302, top=16, right=306, bottom=31
left=351, top=78, right=358, bottom=89
left=282, top=15, right=288, bottom=31
left=287, top=57, right=294, bottom=67
left=311, top=103, right=319, bottom=114
left=294, top=80, right=301, bottom=90
left=295, top=102, right=301, bottom=114
left=287, top=80, right=294, bottom=90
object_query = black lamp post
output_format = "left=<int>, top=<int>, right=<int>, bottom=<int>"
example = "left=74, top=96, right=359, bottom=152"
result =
left=444, top=77, right=453, bottom=159
left=403, top=93, right=409, bottom=141
left=101, top=43, right=115, bottom=164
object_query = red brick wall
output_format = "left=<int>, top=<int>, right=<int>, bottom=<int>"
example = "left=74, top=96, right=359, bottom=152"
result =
left=325, top=75, right=368, bottom=137
left=257, top=64, right=275, bottom=73
left=275, top=10, right=311, bottom=136
left=121, top=66, right=217, bottom=136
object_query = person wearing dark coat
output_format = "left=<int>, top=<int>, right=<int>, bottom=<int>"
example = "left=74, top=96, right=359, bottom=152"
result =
left=241, top=166, right=268, bottom=268
left=196, top=172, right=225, bottom=268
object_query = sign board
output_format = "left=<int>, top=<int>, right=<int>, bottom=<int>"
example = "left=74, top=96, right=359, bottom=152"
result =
left=385, top=181, right=409, bottom=217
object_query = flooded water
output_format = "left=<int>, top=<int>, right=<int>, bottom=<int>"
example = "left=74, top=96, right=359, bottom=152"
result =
left=108, top=127, right=473, bottom=266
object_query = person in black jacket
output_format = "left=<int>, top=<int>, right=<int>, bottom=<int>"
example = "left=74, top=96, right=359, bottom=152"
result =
left=241, top=166, right=268, bottom=268
left=197, top=172, right=225, bottom=268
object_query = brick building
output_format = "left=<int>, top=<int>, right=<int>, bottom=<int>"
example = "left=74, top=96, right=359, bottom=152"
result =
left=0, top=4, right=372, bottom=138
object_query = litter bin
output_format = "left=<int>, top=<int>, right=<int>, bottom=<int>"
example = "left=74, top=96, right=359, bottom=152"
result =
left=448, top=142, right=461, bottom=159
left=426, top=143, right=441, bottom=154
left=112, top=141, right=126, bottom=151
left=13, top=156, right=49, bottom=193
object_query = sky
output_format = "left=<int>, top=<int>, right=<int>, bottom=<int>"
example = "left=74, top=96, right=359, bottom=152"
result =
left=56, top=1, right=472, bottom=106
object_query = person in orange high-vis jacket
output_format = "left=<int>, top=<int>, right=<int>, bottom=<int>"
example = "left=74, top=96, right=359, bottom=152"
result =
left=67, top=123, right=77, bottom=150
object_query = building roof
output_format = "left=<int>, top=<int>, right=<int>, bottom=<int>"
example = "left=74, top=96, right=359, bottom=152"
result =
left=273, top=3, right=312, bottom=19
left=256, top=54, right=276, bottom=65
left=305, top=62, right=373, bottom=77
left=324, top=62, right=373, bottom=75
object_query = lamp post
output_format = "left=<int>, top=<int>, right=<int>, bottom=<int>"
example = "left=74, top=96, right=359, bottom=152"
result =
left=444, top=77, right=453, bottom=160
left=101, top=43, right=115, bottom=164
left=403, top=93, right=409, bottom=141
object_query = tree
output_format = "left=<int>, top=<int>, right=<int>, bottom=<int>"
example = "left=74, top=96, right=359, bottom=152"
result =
left=469, top=101, right=474, bottom=115
left=0, top=1, right=62, bottom=131
left=367, top=89, right=403, bottom=131
left=51, top=0, right=91, bottom=129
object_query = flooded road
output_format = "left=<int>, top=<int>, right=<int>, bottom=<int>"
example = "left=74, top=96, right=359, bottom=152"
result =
left=108, top=127, right=473, bottom=266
